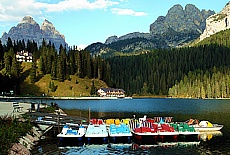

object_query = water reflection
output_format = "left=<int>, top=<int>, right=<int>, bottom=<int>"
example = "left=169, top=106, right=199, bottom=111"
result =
left=199, top=131, right=223, bottom=141
left=59, top=142, right=202, bottom=155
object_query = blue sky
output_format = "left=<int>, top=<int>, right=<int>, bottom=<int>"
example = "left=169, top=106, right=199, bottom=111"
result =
left=0, top=0, right=229, bottom=49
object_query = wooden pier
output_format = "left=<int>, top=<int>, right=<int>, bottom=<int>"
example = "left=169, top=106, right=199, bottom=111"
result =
left=30, top=112, right=88, bottom=127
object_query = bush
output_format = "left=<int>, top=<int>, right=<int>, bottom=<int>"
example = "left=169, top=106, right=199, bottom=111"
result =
left=49, top=81, right=58, bottom=92
left=69, top=86, right=73, bottom=90
left=67, top=76, right=71, bottom=81
left=39, top=106, right=56, bottom=113
left=0, top=115, right=32, bottom=154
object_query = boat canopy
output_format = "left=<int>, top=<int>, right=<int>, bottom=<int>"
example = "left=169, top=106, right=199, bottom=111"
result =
left=199, top=121, right=213, bottom=127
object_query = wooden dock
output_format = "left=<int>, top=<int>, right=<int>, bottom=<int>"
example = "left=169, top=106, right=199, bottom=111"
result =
left=30, top=112, right=88, bottom=127
left=30, top=112, right=88, bottom=126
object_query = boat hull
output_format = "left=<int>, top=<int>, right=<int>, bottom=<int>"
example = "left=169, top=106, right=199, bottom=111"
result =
left=85, top=136, right=109, bottom=144
left=109, top=134, right=132, bottom=144
left=194, top=125, right=223, bottom=132
left=57, top=135, right=84, bottom=146
left=132, top=132, right=158, bottom=145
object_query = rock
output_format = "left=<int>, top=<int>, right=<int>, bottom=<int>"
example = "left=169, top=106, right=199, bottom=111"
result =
left=9, top=143, right=31, bottom=155
left=200, top=2, right=230, bottom=41
left=1, top=16, right=68, bottom=49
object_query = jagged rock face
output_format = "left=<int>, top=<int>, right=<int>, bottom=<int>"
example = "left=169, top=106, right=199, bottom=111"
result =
left=200, top=2, right=230, bottom=41
left=150, top=4, right=215, bottom=34
left=1, top=16, right=67, bottom=49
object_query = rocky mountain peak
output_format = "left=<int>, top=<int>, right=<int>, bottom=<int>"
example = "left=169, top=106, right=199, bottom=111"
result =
left=1, top=16, right=67, bottom=49
left=42, top=19, right=53, bottom=26
left=168, top=4, right=184, bottom=14
left=150, top=4, right=214, bottom=34
left=41, top=19, right=55, bottom=31
left=19, top=16, right=37, bottom=25
left=185, top=4, right=200, bottom=14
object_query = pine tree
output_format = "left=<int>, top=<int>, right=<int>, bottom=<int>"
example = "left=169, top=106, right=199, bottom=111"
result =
left=3, top=53, right=10, bottom=73
left=201, top=84, right=206, bottom=99
left=56, top=55, right=64, bottom=82
left=97, top=56, right=102, bottom=80
left=10, top=55, right=21, bottom=78
left=86, top=51, right=91, bottom=78
left=90, top=81, right=96, bottom=95
left=75, top=50, right=81, bottom=77
left=207, top=84, right=212, bottom=98
left=6, top=37, right=13, bottom=52
left=30, top=60, right=37, bottom=83
left=0, top=40, right=4, bottom=69
left=56, top=45, right=67, bottom=82
left=38, top=56, right=45, bottom=74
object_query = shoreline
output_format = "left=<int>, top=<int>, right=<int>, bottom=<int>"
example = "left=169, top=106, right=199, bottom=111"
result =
left=0, top=96, right=133, bottom=100
left=1, top=96, right=230, bottom=101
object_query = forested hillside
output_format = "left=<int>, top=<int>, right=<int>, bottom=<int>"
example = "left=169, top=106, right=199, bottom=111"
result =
left=0, top=38, right=110, bottom=95
left=196, top=29, right=230, bottom=47
left=107, top=44, right=230, bottom=98
left=1, top=28, right=230, bottom=98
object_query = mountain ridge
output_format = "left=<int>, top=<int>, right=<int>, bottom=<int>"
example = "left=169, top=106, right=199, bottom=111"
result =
left=86, top=4, right=215, bottom=57
left=1, top=16, right=68, bottom=49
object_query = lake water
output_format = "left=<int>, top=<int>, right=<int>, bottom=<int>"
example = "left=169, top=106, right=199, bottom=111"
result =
left=30, top=98, right=230, bottom=154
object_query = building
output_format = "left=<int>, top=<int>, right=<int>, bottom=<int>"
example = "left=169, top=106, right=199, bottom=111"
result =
left=97, top=88, right=125, bottom=97
left=16, top=50, right=33, bottom=62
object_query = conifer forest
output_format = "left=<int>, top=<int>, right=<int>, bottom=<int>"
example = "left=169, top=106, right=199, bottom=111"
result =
left=1, top=29, right=230, bottom=98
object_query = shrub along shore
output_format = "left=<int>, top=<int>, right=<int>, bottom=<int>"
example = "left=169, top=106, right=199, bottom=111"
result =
left=0, top=115, right=33, bottom=154
left=0, top=102, right=57, bottom=155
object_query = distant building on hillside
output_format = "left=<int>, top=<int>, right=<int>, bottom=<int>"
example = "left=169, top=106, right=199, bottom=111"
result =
left=97, top=88, right=125, bottom=97
left=16, top=50, right=33, bottom=62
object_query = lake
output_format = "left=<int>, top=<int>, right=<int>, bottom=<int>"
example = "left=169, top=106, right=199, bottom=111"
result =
left=30, top=98, right=230, bottom=154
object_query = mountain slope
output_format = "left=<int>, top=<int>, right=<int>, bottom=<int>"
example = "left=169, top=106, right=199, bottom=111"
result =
left=20, top=62, right=107, bottom=97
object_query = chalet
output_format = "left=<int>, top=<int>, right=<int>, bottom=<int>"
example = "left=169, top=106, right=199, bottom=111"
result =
left=16, top=50, right=33, bottom=62
left=97, top=88, right=125, bottom=97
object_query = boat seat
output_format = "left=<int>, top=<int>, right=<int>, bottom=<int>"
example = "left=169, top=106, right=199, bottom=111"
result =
left=66, top=129, right=78, bottom=135
left=115, top=119, right=120, bottom=125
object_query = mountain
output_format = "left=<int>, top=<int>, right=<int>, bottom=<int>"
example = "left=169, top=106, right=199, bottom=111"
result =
left=200, top=2, right=230, bottom=41
left=86, top=4, right=215, bottom=57
left=150, top=4, right=213, bottom=35
left=1, top=16, right=68, bottom=49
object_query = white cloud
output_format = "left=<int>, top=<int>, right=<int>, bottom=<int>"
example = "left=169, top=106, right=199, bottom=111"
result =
left=0, top=0, right=119, bottom=22
left=36, top=0, right=119, bottom=12
left=111, top=8, right=148, bottom=16
left=0, top=0, right=43, bottom=22
left=77, top=44, right=87, bottom=50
